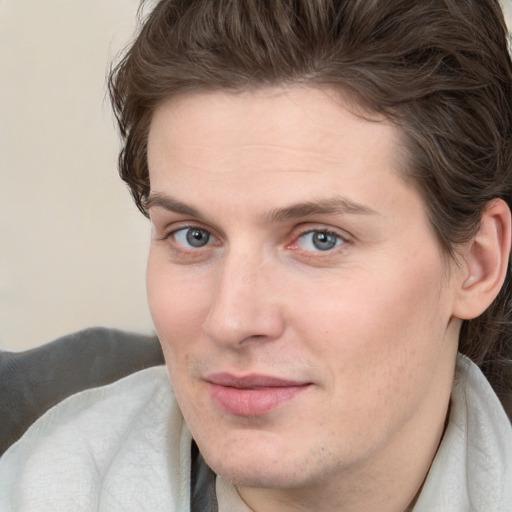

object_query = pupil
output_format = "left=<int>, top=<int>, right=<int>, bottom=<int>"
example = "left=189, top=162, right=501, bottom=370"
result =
left=186, top=228, right=210, bottom=247
left=313, top=232, right=336, bottom=251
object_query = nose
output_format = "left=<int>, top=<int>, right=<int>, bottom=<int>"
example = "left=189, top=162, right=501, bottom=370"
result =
left=203, top=253, right=285, bottom=348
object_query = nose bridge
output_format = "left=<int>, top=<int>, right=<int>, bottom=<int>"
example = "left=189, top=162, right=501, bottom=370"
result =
left=204, top=247, right=283, bottom=347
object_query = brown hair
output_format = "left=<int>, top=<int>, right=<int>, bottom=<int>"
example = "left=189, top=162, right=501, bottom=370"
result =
left=109, top=0, right=512, bottom=406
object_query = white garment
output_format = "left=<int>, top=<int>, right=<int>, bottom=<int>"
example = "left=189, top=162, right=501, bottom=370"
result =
left=413, top=356, right=512, bottom=511
left=0, top=356, right=510, bottom=511
left=0, top=367, right=192, bottom=512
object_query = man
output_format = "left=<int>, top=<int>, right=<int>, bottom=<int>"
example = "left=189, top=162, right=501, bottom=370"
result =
left=1, top=0, right=511, bottom=510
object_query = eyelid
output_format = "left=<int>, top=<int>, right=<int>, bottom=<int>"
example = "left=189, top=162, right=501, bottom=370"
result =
left=292, top=223, right=350, bottom=240
left=153, top=220, right=212, bottom=239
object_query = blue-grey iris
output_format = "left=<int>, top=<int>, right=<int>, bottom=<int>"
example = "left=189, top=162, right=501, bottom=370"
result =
left=312, top=232, right=338, bottom=251
left=186, top=228, right=210, bottom=247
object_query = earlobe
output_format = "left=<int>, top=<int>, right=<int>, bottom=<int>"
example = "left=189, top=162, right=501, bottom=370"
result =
left=454, top=199, right=511, bottom=320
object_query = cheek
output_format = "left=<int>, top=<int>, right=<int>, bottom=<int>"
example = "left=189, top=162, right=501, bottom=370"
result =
left=146, top=261, right=211, bottom=417
left=286, top=266, right=452, bottom=445
left=146, top=255, right=211, bottom=358
left=293, top=255, right=451, bottom=381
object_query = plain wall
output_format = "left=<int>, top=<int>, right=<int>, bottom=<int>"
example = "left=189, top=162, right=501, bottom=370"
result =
left=0, top=0, right=154, bottom=350
left=1, top=1, right=511, bottom=351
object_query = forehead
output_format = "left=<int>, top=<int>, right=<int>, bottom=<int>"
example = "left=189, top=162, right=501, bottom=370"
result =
left=146, top=86, right=416, bottom=223
left=149, top=86, right=394, bottom=148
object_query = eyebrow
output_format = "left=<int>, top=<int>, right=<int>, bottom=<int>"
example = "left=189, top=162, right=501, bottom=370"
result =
left=267, top=196, right=378, bottom=222
left=145, top=194, right=201, bottom=217
left=145, top=192, right=378, bottom=221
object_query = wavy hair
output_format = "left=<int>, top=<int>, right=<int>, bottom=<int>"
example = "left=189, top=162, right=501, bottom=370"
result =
left=109, top=0, right=512, bottom=409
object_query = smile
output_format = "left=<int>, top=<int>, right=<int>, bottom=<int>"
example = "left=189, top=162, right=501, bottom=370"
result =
left=206, top=374, right=312, bottom=417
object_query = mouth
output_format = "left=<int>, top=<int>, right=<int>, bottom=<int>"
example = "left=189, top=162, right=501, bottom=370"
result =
left=205, top=373, right=312, bottom=417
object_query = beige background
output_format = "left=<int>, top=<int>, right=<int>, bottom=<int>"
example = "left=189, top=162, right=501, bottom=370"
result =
left=1, top=1, right=511, bottom=351
left=0, top=0, right=154, bottom=351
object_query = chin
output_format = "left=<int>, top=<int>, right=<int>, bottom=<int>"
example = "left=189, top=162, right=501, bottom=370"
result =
left=196, top=430, right=337, bottom=490
left=209, top=457, right=306, bottom=489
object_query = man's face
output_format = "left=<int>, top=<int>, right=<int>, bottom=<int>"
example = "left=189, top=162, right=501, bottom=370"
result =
left=146, top=87, right=462, bottom=490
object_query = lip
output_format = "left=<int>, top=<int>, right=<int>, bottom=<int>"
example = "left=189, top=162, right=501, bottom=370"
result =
left=206, top=373, right=312, bottom=417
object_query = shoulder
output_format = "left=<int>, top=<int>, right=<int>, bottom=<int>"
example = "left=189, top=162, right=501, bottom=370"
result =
left=0, top=366, right=192, bottom=512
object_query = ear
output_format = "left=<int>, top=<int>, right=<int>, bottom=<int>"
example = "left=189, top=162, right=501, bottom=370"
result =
left=453, top=199, right=511, bottom=320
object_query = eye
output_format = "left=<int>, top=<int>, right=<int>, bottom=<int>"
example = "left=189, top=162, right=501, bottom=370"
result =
left=173, top=227, right=212, bottom=248
left=297, top=230, right=345, bottom=251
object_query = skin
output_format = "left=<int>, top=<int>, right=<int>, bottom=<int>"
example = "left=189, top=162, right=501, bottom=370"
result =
left=146, top=86, right=466, bottom=512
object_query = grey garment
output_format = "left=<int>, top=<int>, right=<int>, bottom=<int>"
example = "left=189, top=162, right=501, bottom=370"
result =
left=191, top=441, right=219, bottom=512
left=0, top=326, right=164, bottom=455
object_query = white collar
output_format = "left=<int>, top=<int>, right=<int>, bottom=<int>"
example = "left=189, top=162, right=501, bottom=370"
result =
left=413, top=355, right=512, bottom=511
